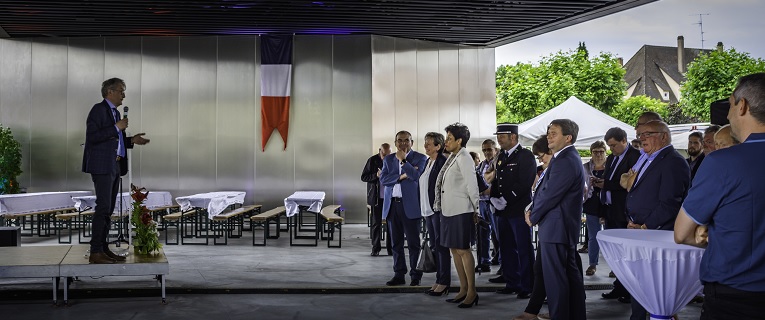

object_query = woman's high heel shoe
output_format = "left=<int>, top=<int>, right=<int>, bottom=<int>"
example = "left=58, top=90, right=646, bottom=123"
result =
left=445, top=295, right=466, bottom=303
left=428, top=285, right=450, bottom=296
left=457, top=294, right=479, bottom=308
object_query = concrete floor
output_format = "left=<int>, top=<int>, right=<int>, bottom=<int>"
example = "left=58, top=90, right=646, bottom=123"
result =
left=0, top=224, right=702, bottom=319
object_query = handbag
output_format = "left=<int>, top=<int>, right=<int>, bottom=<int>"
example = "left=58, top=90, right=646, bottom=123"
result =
left=416, top=239, right=437, bottom=273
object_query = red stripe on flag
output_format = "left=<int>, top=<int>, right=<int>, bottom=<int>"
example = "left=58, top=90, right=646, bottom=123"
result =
left=261, top=96, right=290, bottom=151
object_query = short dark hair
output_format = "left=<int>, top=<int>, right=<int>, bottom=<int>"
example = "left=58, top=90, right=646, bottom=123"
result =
left=469, top=151, right=480, bottom=162
left=482, top=139, right=496, bottom=147
left=424, top=132, right=445, bottom=153
left=704, top=125, right=721, bottom=135
left=548, top=119, right=579, bottom=144
left=532, top=135, right=550, bottom=155
left=604, top=127, right=627, bottom=143
left=732, top=73, right=765, bottom=124
left=395, top=130, right=412, bottom=141
left=689, top=132, right=703, bottom=140
left=445, top=122, right=470, bottom=148
left=590, top=140, right=606, bottom=151
left=101, top=78, right=125, bottom=98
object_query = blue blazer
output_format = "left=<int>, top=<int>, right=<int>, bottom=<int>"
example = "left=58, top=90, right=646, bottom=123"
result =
left=530, top=146, right=585, bottom=246
left=82, top=100, right=133, bottom=176
left=380, top=150, right=427, bottom=220
left=626, top=146, right=690, bottom=230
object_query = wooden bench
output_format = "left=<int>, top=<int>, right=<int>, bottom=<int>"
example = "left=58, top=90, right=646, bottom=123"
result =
left=320, top=205, right=344, bottom=248
left=3, top=207, right=77, bottom=238
left=251, top=206, right=286, bottom=246
left=161, top=209, right=199, bottom=245
left=210, top=205, right=260, bottom=245
left=55, top=210, right=95, bottom=244
left=148, top=204, right=181, bottom=228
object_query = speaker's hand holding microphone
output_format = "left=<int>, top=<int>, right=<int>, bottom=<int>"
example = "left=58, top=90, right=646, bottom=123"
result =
left=116, top=106, right=129, bottom=130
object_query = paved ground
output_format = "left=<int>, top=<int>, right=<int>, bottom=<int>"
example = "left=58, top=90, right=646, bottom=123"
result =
left=0, top=224, right=702, bottom=319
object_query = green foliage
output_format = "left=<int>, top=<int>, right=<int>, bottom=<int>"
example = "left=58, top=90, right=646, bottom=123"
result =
left=680, top=48, right=765, bottom=121
left=130, top=196, right=162, bottom=255
left=496, top=46, right=626, bottom=123
left=608, top=95, right=668, bottom=126
left=665, top=103, right=701, bottom=125
left=0, top=125, right=22, bottom=194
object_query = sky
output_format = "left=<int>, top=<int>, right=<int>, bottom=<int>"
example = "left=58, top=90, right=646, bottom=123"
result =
left=495, top=0, right=765, bottom=67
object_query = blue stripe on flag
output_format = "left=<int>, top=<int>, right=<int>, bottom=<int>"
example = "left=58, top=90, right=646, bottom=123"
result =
left=261, top=35, right=292, bottom=65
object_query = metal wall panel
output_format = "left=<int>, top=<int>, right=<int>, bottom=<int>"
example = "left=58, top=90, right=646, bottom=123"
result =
left=140, top=37, right=180, bottom=195
left=253, top=35, right=295, bottom=210
left=332, top=35, right=372, bottom=223
left=30, top=39, right=69, bottom=191
left=416, top=41, right=441, bottom=140
left=0, top=39, right=32, bottom=189
left=105, top=37, right=144, bottom=188
left=458, top=48, right=480, bottom=145
left=393, top=38, right=419, bottom=148
left=292, top=36, right=333, bottom=202
left=437, top=44, right=460, bottom=131
left=478, top=48, right=497, bottom=140
left=216, top=36, right=256, bottom=205
left=371, top=36, right=395, bottom=153
left=178, top=37, right=218, bottom=196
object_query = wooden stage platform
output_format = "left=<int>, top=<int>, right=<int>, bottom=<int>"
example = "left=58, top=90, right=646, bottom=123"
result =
left=0, top=245, right=169, bottom=305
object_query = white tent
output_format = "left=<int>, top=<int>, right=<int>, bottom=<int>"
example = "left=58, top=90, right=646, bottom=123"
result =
left=668, top=123, right=709, bottom=152
left=518, top=96, right=636, bottom=149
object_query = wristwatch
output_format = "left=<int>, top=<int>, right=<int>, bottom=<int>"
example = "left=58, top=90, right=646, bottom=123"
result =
left=400, top=158, right=407, bottom=165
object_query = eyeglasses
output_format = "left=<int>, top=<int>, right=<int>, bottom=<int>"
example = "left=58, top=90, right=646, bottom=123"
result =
left=535, top=154, right=547, bottom=160
left=481, top=148, right=494, bottom=152
left=591, top=150, right=606, bottom=154
left=637, top=131, right=662, bottom=138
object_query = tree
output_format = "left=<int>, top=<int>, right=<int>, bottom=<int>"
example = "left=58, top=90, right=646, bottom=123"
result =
left=496, top=45, right=626, bottom=123
left=680, top=48, right=765, bottom=121
left=0, top=124, right=22, bottom=194
left=609, top=95, right=668, bottom=126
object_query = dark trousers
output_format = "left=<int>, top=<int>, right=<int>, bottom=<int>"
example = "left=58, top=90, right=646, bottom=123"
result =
left=604, top=215, right=631, bottom=299
left=476, top=201, right=492, bottom=266
left=701, top=282, right=765, bottom=319
left=540, top=242, right=586, bottom=320
left=525, top=244, right=584, bottom=315
left=496, top=214, right=535, bottom=292
left=425, top=212, right=450, bottom=286
left=370, top=200, right=391, bottom=254
left=388, top=200, right=422, bottom=280
left=90, top=163, right=120, bottom=253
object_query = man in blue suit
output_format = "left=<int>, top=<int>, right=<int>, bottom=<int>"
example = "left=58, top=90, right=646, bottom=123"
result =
left=528, top=119, right=586, bottom=319
left=380, top=130, right=427, bottom=286
left=82, top=78, right=150, bottom=264
left=624, top=120, right=690, bottom=319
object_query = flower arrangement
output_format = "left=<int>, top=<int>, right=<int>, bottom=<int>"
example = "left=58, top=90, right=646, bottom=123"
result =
left=130, top=184, right=162, bottom=255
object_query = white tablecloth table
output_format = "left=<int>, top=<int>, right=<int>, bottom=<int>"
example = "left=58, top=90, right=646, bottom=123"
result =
left=597, top=229, right=705, bottom=320
left=72, top=191, right=174, bottom=214
left=0, top=191, right=91, bottom=216
left=175, top=191, right=246, bottom=219
left=284, top=191, right=325, bottom=217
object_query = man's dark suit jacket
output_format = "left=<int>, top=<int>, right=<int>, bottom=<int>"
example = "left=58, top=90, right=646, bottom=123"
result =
left=489, top=145, right=536, bottom=218
left=601, top=145, right=640, bottom=229
left=424, top=153, right=447, bottom=211
left=626, top=145, right=690, bottom=230
left=361, top=153, right=384, bottom=206
left=530, top=146, right=585, bottom=246
left=687, top=152, right=705, bottom=182
left=82, top=100, right=133, bottom=176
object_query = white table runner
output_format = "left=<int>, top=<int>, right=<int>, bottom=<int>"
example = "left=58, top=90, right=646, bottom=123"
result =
left=175, top=191, right=246, bottom=219
left=72, top=191, right=174, bottom=213
left=284, top=191, right=325, bottom=217
left=0, top=191, right=91, bottom=216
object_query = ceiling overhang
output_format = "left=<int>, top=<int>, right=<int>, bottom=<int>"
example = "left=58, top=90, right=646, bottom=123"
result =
left=0, top=0, right=657, bottom=47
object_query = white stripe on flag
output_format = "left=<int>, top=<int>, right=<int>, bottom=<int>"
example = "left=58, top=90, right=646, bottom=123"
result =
left=261, top=64, right=292, bottom=97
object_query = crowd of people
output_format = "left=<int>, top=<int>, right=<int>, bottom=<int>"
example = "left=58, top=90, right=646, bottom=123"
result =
left=360, top=73, right=765, bottom=319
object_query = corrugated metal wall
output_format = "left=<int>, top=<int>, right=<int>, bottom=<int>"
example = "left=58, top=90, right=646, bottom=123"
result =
left=0, top=35, right=494, bottom=223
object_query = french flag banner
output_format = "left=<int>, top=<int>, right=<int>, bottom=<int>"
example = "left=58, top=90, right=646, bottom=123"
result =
left=260, top=35, right=292, bottom=151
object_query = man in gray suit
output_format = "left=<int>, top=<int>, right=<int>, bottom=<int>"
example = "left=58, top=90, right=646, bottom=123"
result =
left=528, top=119, right=586, bottom=319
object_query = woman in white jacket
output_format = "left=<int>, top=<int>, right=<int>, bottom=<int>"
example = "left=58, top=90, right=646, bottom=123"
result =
left=434, top=123, right=480, bottom=308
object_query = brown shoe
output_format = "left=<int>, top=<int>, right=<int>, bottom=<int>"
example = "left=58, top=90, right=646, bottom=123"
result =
left=586, top=265, right=596, bottom=276
left=89, top=252, right=116, bottom=264
left=537, top=313, right=551, bottom=320
left=104, top=248, right=126, bottom=262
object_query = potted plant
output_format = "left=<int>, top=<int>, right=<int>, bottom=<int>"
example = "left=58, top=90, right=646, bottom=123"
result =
left=129, top=184, right=162, bottom=254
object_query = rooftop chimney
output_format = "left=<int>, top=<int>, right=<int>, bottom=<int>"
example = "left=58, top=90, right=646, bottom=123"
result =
left=678, top=36, right=685, bottom=73
left=617, top=57, right=623, bottom=66
left=717, top=42, right=724, bottom=52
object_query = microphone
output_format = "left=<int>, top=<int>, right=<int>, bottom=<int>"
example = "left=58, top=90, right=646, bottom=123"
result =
left=123, top=106, right=129, bottom=119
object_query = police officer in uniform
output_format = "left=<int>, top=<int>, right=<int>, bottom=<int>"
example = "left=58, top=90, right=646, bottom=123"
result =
left=485, top=124, right=537, bottom=298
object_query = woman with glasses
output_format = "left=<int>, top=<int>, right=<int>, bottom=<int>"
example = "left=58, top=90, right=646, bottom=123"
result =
left=582, top=141, right=607, bottom=276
